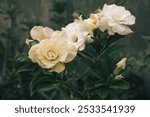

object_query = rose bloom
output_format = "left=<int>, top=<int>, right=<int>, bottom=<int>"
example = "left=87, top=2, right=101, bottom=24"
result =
left=116, top=58, right=127, bottom=70
left=28, top=31, right=77, bottom=73
left=30, top=26, right=54, bottom=41
left=97, top=4, right=136, bottom=35
left=62, top=17, right=93, bottom=51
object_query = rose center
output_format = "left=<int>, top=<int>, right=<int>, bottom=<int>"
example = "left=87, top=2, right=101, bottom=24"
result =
left=47, top=50, right=58, bottom=60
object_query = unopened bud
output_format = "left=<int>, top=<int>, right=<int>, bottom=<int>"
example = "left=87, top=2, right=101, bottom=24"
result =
left=116, top=58, right=127, bottom=70
left=25, top=39, right=33, bottom=45
left=115, top=74, right=124, bottom=80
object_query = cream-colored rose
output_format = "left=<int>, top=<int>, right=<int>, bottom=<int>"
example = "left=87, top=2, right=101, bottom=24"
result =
left=97, top=4, right=136, bottom=35
left=116, top=58, right=127, bottom=70
left=30, top=26, right=54, bottom=41
left=62, top=18, right=93, bottom=51
left=51, top=31, right=77, bottom=63
left=28, top=31, right=77, bottom=73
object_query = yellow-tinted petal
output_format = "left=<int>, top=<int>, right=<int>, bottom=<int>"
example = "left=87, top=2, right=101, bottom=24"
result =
left=63, top=44, right=77, bottom=63
left=28, top=44, right=39, bottom=62
left=50, top=62, right=65, bottom=73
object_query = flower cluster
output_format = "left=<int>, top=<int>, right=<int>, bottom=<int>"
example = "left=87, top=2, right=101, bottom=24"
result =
left=26, top=4, right=135, bottom=73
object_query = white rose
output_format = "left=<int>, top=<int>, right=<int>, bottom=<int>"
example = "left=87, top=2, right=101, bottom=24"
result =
left=62, top=18, right=93, bottom=51
left=98, top=4, right=136, bottom=35
left=28, top=31, right=77, bottom=73
left=30, top=26, right=54, bottom=41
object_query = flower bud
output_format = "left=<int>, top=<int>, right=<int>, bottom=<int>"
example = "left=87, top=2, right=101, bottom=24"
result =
left=115, top=74, right=124, bottom=80
left=25, top=39, right=33, bottom=45
left=116, top=58, right=127, bottom=70
left=113, top=58, right=127, bottom=75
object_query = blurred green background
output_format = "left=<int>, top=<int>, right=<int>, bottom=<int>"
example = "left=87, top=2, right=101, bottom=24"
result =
left=0, top=0, right=150, bottom=99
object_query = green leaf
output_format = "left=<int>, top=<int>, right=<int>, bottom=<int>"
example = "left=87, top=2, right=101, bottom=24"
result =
left=93, top=57, right=109, bottom=80
left=84, top=79, right=94, bottom=91
left=78, top=51, right=95, bottom=63
left=97, top=87, right=110, bottom=99
left=89, top=87, right=110, bottom=99
left=122, top=65, right=133, bottom=77
left=39, top=85, right=71, bottom=100
left=17, top=64, right=32, bottom=72
left=48, top=89, right=59, bottom=99
left=108, top=90, right=119, bottom=99
left=90, top=70, right=104, bottom=80
left=40, top=92, right=50, bottom=99
left=108, top=34, right=125, bottom=45
left=94, top=82, right=109, bottom=88
left=77, top=67, right=91, bottom=80
left=15, top=53, right=28, bottom=62
left=29, top=69, right=72, bottom=99
left=102, top=54, right=116, bottom=75
left=104, top=44, right=126, bottom=56
left=117, top=0, right=127, bottom=5
left=38, top=83, right=59, bottom=92
left=110, top=80, right=130, bottom=90
left=59, top=85, right=71, bottom=99
left=29, top=70, right=52, bottom=96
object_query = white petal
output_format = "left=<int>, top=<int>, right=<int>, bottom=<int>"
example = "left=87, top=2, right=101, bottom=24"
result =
left=43, top=27, right=54, bottom=39
left=30, top=26, right=44, bottom=41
